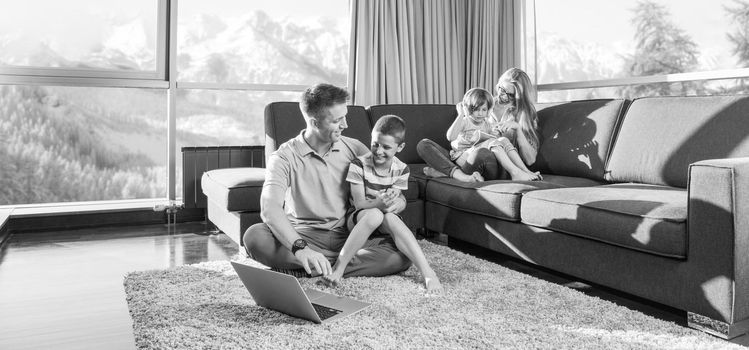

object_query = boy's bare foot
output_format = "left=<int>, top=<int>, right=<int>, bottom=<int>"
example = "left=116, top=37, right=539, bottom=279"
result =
left=424, top=275, right=443, bottom=295
left=452, top=170, right=483, bottom=182
left=322, top=269, right=344, bottom=287
left=423, top=167, right=447, bottom=178
left=533, top=171, right=543, bottom=180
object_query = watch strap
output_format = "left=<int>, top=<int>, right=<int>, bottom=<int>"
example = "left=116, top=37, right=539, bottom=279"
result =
left=291, top=238, right=307, bottom=255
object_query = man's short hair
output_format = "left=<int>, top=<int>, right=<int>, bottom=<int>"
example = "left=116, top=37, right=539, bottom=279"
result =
left=299, top=83, right=350, bottom=120
left=373, top=114, right=406, bottom=144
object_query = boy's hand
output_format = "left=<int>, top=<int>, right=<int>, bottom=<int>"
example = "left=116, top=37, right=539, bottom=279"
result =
left=380, top=189, right=405, bottom=213
left=374, top=190, right=396, bottom=212
left=370, top=193, right=389, bottom=211
left=383, top=196, right=405, bottom=213
left=382, top=188, right=400, bottom=201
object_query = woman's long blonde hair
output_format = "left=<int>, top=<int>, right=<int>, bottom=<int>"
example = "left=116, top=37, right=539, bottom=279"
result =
left=497, top=68, right=539, bottom=148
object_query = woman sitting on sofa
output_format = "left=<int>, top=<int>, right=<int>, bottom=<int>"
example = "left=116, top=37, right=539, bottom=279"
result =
left=417, top=67, right=540, bottom=181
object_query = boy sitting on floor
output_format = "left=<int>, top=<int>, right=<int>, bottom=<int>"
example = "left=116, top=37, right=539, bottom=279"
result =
left=323, top=114, right=443, bottom=294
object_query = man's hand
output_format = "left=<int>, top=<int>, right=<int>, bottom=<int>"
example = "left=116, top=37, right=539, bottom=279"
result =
left=294, top=248, right=332, bottom=276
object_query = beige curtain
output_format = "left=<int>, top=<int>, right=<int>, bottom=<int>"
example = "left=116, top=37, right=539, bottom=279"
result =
left=348, top=0, right=520, bottom=106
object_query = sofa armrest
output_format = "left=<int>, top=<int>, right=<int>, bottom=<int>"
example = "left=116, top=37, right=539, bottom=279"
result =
left=687, top=157, right=749, bottom=323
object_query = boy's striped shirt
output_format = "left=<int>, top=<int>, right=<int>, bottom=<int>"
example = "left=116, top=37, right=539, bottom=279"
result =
left=346, top=153, right=409, bottom=199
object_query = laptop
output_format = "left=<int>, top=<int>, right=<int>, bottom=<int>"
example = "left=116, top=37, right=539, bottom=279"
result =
left=231, top=261, right=371, bottom=323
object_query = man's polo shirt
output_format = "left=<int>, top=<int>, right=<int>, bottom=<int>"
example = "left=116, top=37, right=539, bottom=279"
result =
left=264, top=131, right=369, bottom=231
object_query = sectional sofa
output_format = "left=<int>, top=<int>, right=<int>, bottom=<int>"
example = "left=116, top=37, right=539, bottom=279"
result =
left=201, top=95, right=749, bottom=339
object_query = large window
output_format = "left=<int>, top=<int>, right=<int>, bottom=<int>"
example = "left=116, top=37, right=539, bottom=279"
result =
left=174, top=0, right=350, bottom=198
left=0, top=0, right=350, bottom=207
left=532, top=0, right=749, bottom=102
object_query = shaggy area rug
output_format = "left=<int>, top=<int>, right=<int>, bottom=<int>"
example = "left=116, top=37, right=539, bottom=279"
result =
left=124, top=241, right=742, bottom=349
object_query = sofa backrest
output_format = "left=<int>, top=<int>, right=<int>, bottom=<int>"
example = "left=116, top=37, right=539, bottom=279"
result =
left=367, top=104, right=456, bottom=164
left=263, top=102, right=372, bottom=158
left=605, top=95, right=749, bottom=188
left=532, top=99, right=628, bottom=181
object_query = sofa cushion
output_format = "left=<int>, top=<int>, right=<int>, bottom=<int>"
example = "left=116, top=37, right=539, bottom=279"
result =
left=264, top=102, right=372, bottom=159
left=201, top=167, right=265, bottom=212
left=520, top=183, right=687, bottom=258
left=367, top=104, right=457, bottom=164
left=532, top=99, right=627, bottom=181
left=426, top=178, right=563, bottom=221
left=606, top=95, right=749, bottom=187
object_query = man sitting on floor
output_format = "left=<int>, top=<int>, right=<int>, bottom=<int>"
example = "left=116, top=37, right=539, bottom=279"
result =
left=243, top=83, right=412, bottom=278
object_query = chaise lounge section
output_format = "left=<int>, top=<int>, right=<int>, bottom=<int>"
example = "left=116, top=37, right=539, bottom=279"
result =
left=202, top=95, right=749, bottom=339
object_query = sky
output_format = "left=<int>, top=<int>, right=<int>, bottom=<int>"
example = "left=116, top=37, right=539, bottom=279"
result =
left=0, top=0, right=156, bottom=61
left=177, top=0, right=347, bottom=22
left=536, top=0, right=738, bottom=69
left=1, top=0, right=740, bottom=73
left=0, top=0, right=347, bottom=64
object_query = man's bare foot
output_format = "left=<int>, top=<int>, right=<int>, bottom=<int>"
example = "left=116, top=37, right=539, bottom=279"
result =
left=532, top=171, right=543, bottom=180
left=452, top=170, right=483, bottom=182
left=424, top=275, right=443, bottom=295
left=423, top=167, right=447, bottom=178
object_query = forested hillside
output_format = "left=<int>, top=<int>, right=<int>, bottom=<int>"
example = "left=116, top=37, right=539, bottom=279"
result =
left=0, top=86, right=165, bottom=204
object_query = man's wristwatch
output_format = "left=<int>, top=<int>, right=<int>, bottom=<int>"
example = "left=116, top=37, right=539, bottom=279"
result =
left=291, top=238, right=308, bottom=255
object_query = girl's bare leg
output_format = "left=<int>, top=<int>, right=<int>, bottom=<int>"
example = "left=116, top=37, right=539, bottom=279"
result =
left=506, top=149, right=542, bottom=180
left=491, top=147, right=538, bottom=181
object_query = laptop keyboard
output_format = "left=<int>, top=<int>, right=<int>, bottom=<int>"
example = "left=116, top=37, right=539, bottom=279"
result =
left=311, top=303, right=342, bottom=320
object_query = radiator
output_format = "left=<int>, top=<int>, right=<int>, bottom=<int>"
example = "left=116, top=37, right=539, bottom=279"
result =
left=182, top=146, right=265, bottom=209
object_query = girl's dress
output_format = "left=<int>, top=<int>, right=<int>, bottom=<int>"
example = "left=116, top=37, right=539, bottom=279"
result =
left=449, top=118, right=497, bottom=161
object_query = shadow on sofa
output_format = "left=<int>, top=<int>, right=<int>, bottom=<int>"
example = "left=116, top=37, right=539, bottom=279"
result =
left=532, top=102, right=608, bottom=177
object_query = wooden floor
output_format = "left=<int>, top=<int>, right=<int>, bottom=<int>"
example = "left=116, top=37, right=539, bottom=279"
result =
left=0, top=222, right=240, bottom=350
left=0, top=223, right=746, bottom=349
